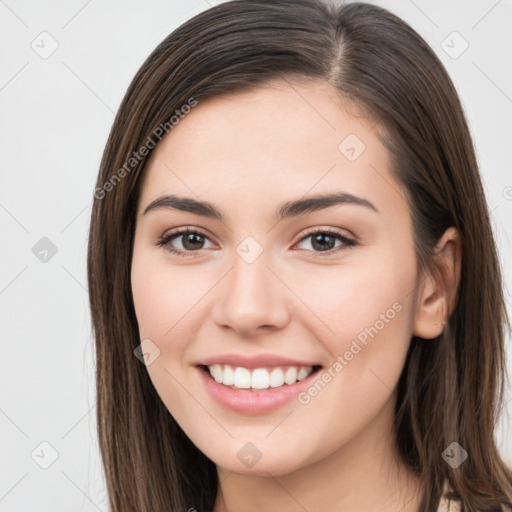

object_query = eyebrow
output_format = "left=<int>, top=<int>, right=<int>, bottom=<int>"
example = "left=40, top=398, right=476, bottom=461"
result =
left=142, top=192, right=378, bottom=220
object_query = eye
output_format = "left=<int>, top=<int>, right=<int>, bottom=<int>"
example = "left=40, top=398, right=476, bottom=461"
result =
left=155, top=227, right=215, bottom=257
left=294, top=228, right=357, bottom=255
left=155, top=226, right=357, bottom=257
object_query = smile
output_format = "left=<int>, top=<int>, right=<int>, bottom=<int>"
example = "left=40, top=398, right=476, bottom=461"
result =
left=197, top=363, right=323, bottom=414
left=205, top=364, right=319, bottom=390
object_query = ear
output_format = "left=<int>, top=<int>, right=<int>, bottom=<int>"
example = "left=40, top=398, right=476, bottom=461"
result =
left=413, top=227, right=462, bottom=339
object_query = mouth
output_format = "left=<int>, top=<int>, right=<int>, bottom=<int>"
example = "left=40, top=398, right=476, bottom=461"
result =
left=198, top=363, right=323, bottom=391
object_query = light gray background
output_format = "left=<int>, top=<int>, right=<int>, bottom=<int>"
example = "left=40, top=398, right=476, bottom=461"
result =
left=1, top=0, right=511, bottom=510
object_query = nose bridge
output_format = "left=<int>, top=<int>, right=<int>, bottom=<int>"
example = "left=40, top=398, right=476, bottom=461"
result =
left=214, top=237, right=290, bottom=334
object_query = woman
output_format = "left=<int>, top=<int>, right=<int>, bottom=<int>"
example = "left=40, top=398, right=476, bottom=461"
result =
left=87, top=1, right=512, bottom=511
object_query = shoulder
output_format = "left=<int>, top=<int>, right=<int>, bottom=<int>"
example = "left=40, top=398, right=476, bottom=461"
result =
left=437, top=479, right=512, bottom=512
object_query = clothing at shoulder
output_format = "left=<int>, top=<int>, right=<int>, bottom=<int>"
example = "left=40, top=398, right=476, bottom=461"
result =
left=436, top=479, right=512, bottom=512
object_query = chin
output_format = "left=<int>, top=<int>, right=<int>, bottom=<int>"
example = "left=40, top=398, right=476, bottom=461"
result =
left=195, top=436, right=321, bottom=477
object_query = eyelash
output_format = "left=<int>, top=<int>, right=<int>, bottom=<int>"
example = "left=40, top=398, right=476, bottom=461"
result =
left=155, top=226, right=357, bottom=258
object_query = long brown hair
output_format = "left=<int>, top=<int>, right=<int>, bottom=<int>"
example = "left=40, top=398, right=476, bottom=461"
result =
left=87, top=1, right=512, bottom=510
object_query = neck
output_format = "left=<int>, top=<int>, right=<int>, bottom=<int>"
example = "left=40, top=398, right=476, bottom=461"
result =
left=212, top=394, right=424, bottom=512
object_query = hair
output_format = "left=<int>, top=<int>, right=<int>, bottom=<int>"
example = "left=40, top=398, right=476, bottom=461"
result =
left=87, top=1, right=512, bottom=511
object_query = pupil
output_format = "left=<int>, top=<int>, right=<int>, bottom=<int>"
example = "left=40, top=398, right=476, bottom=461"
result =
left=183, top=233, right=203, bottom=250
left=313, top=233, right=334, bottom=251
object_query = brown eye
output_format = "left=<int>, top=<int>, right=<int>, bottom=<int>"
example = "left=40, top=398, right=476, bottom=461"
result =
left=295, top=228, right=357, bottom=255
left=156, top=228, right=214, bottom=256
left=180, top=232, right=206, bottom=250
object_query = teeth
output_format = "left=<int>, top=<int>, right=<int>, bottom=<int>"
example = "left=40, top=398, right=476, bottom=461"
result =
left=206, top=364, right=315, bottom=390
left=233, top=367, right=251, bottom=388
left=284, top=367, right=297, bottom=385
left=270, top=368, right=285, bottom=388
left=251, top=368, right=270, bottom=389
left=211, top=364, right=223, bottom=383
left=223, top=364, right=234, bottom=385
left=297, top=367, right=310, bottom=381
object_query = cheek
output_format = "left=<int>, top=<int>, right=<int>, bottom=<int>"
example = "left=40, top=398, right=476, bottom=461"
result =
left=297, top=257, right=414, bottom=346
left=292, top=243, right=416, bottom=392
left=130, top=251, right=206, bottom=411
left=131, top=251, right=208, bottom=341
left=287, top=262, right=415, bottom=455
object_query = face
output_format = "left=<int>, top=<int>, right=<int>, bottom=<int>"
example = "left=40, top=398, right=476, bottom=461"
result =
left=130, top=79, right=420, bottom=476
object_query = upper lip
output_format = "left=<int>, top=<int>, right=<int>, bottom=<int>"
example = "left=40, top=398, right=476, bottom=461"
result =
left=196, top=353, right=322, bottom=369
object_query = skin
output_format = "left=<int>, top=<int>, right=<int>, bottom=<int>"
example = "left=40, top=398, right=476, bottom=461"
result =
left=130, top=78, right=461, bottom=512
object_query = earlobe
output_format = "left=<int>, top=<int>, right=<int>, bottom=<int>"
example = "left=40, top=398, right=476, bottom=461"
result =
left=413, top=227, right=462, bottom=339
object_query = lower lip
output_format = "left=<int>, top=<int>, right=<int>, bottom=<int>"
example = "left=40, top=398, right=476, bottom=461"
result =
left=196, top=366, right=320, bottom=415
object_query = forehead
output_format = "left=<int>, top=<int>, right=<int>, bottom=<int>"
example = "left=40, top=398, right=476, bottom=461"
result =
left=148, top=78, right=378, bottom=164
left=137, top=79, right=405, bottom=220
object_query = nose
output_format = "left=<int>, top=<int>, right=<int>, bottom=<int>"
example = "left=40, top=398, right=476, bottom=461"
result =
left=212, top=247, right=291, bottom=337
